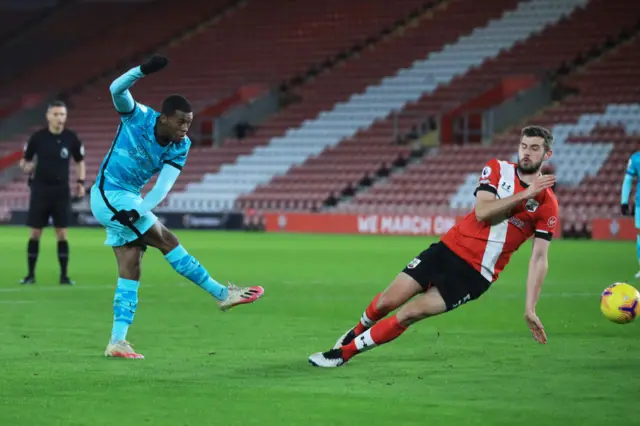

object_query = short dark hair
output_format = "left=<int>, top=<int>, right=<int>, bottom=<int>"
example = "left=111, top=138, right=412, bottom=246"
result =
left=161, top=95, right=192, bottom=116
left=48, top=100, right=67, bottom=109
left=521, top=125, right=553, bottom=151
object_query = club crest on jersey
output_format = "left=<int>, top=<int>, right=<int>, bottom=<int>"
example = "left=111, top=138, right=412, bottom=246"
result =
left=525, top=199, right=539, bottom=213
left=60, top=147, right=68, bottom=159
left=407, top=258, right=421, bottom=269
left=481, top=166, right=491, bottom=179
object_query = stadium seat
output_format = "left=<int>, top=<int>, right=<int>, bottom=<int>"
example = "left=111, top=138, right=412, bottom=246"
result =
left=170, top=0, right=589, bottom=211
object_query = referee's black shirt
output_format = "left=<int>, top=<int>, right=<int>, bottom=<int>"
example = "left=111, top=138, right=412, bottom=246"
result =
left=23, top=128, right=84, bottom=187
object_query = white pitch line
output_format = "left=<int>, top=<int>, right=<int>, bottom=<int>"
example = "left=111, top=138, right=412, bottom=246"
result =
left=0, top=284, right=155, bottom=293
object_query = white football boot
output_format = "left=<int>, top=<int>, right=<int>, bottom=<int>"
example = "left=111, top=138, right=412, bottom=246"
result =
left=104, top=340, right=144, bottom=359
left=217, top=283, right=264, bottom=312
left=308, top=349, right=346, bottom=368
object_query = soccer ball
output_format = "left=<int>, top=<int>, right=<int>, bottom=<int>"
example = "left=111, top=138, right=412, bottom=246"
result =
left=600, top=283, right=640, bottom=324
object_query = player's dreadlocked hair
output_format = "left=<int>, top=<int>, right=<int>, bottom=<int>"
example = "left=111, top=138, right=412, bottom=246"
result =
left=161, top=95, right=192, bottom=116
left=521, top=125, right=553, bottom=151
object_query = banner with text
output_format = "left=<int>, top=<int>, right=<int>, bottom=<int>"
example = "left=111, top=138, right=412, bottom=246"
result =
left=2, top=210, right=245, bottom=231
left=592, top=217, right=635, bottom=240
left=264, top=213, right=461, bottom=236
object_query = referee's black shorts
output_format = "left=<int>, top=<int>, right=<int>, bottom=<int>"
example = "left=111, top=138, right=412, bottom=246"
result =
left=27, top=185, right=71, bottom=229
left=401, top=241, right=491, bottom=311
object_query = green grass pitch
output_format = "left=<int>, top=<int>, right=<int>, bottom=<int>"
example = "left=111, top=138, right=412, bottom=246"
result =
left=0, top=226, right=638, bottom=426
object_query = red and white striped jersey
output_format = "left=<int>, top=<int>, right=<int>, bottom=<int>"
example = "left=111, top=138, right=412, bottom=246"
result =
left=441, top=159, right=559, bottom=283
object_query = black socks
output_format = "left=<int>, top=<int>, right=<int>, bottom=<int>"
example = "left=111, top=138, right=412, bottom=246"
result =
left=58, top=240, right=69, bottom=278
left=27, top=239, right=39, bottom=277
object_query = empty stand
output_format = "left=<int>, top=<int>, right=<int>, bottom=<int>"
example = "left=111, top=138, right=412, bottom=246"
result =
left=2, top=0, right=236, bottom=97
left=354, top=33, right=640, bottom=235
left=252, top=0, right=639, bottom=224
left=181, top=0, right=588, bottom=212
left=0, top=2, right=144, bottom=83
left=0, top=0, right=432, bottom=210
left=2, top=0, right=639, bottom=232
left=398, top=0, right=640, bottom=127
left=0, top=6, right=49, bottom=43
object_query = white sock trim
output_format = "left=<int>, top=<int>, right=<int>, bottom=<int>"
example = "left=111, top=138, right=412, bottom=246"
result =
left=360, top=312, right=375, bottom=328
left=354, top=329, right=376, bottom=352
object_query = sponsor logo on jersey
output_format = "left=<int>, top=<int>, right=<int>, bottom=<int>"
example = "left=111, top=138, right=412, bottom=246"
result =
left=508, top=216, right=525, bottom=230
left=525, top=199, right=539, bottom=212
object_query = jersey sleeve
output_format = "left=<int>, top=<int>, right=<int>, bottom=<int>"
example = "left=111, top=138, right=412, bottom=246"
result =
left=71, top=132, right=85, bottom=162
left=474, top=159, right=501, bottom=196
left=163, top=139, right=190, bottom=171
left=626, top=156, right=637, bottom=177
left=110, top=66, right=144, bottom=117
left=120, top=102, right=150, bottom=124
left=534, top=193, right=559, bottom=241
left=23, top=134, right=37, bottom=161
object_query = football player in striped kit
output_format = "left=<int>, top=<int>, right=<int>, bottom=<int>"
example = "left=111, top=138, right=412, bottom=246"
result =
left=310, top=126, right=558, bottom=367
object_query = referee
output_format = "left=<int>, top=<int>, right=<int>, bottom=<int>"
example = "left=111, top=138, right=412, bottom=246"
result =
left=19, top=101, right=86, bottom=285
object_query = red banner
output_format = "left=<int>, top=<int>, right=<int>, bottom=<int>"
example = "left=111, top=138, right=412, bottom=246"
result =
left=592, top=218, right=636, bottom=240
left=264, top=213, right=461, bottom=236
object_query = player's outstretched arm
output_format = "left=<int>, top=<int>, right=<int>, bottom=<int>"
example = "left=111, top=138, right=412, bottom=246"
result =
left=110, top=164, right=180, bottom=225
left=524, top=237, right=550, bottom=344
left=137, top=164, right=181, bottom=215
left=109, top=67, right=143, bottom=114
left=475, top=175, right=555, bottom=222
left=109, top=55, right=169, bottom=114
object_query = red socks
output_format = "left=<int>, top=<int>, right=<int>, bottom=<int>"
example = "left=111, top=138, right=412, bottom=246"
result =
left=354, top=293, right=386, bottom=335
left=342, top=315, right=408, bottom=361
left=343, top=293, right=406, bottom=362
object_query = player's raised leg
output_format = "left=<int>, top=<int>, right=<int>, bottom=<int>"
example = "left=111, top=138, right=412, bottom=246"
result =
left=333, top=272, right=423, bottom=349
left=104, top=244, right=145, bottom=359
left=142, top=221, right=264, bottom=311
left=310, top=284, right=446, bottom=367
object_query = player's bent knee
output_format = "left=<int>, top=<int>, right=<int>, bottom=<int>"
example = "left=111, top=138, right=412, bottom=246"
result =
left=396, top=287, right=447, bottom=326
left=156, top=233, right=179, bottom=255
left=396, top=307, right=428, bottom=326
left=164, top=230, right=180, bottom=250
left=143, top=222, right=180, bottom=255
left=377, top=293, right=403, bottom=313
left=377, top=273, right=423, bottom=312
left=119, top=261, right=141, bottom=281
left=30, top=228, right=42, bottom=239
